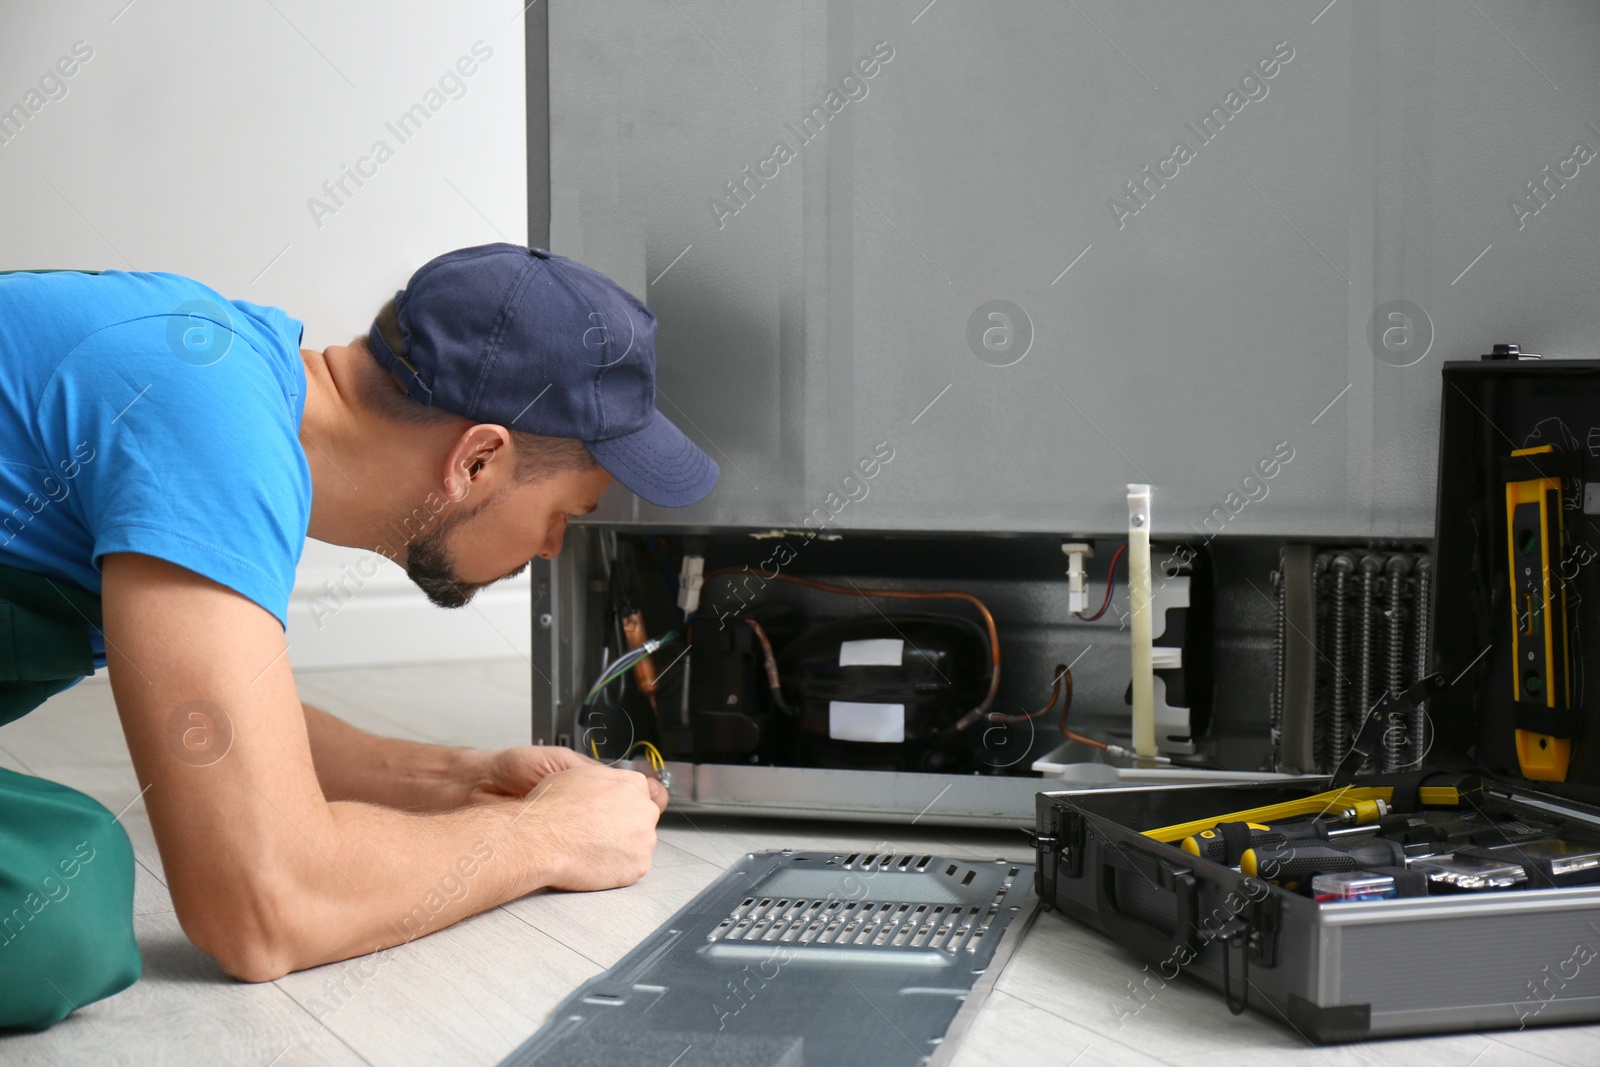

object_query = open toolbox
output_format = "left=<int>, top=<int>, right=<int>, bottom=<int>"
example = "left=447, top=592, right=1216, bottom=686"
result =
left=1032, top=351, right=1600, bottom=1041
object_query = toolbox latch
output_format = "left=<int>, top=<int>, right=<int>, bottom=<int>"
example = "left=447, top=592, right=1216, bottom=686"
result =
left=1029, top=804, right=1088, bottom=909
left=1026, top=811, right=1056, bottom=907
left=1029, top=802, right=1086, bottom=889
left=1245, top=881, right=1281, bottom=969
left=1061, top=807, right=1085, bottom=878
left=1030, top=828, right=1059, bottom=907
left=1216, top=917, right=1251, bottom=1016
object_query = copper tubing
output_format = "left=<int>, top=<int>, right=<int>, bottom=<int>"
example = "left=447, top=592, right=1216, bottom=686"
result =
left=704, top=568, right=1002, bottom=730
left=620, top=610, right=659, bottom=710
left=1049, top=665, right=1106, bottom=750
left=987, top=663, right=1070, bottom=723
left=743, top=618, right=793, bottom=714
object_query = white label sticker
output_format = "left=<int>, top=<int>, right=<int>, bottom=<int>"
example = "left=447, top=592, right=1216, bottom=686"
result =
left=828, top=701, right=906, bottom=743
left=1585, top=483, right=1600, bottom=516
left=837, top=638, right=904, bottom=667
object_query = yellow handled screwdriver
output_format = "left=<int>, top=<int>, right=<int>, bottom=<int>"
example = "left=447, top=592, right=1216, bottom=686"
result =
left=1241, top=837, right=1409, bottom=890
left=1181, top=809, right=1384, bottom=866
left=1144, top=786, right=1444, bottom=845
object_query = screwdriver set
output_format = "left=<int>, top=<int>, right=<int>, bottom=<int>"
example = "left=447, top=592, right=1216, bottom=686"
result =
left=1155, top=788, right=1600, bottom=897
left=1032, top=353, right=1600, bottom=1042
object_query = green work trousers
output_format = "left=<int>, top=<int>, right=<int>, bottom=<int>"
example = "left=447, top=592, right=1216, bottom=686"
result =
left=0, top=555, right=141, bottom=1029
left=0, top=769, right=141, bottom=1029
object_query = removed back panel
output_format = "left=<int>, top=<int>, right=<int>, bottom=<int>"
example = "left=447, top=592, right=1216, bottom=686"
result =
left=499, top=850, right=1037, bottom=1067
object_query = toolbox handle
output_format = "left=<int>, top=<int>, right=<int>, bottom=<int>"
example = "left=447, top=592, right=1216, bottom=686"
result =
left=1095, top=842, right=1198, bottom=964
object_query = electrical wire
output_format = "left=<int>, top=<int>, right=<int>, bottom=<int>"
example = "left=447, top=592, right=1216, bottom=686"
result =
left=704, top=568, right=1001, bottom=731
left=595, top=643, right=661, bottom=694
left=588, top=739, right=667, bottom=774
left=585, top=650, right=633, bottom=703
left=582, top=633, right=677, bottom=760
left=582, top=631, right=678, bottom=706
left=624, top=740, right=666, bottom=771
left=1075, top=544, right=1127, bottom=622
left=621, top=610, right=660, bottom=715
left=596, top=646, right=624, bottom=704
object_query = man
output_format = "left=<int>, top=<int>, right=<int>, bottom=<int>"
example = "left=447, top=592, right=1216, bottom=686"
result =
left=0, top=244, right=718, bottom=1029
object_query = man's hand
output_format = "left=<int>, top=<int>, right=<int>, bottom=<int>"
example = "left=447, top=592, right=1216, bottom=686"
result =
left=308, top=730, right=670, bottom=892
left=463, top=744, right=604, bottom=805
left=300, top=709, right=628, bottom=814
left=516, top=764, right=669, bottom=892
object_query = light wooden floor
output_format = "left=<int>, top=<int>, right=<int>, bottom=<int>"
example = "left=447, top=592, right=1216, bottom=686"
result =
left=1, top=660, right=1595, bottom=1066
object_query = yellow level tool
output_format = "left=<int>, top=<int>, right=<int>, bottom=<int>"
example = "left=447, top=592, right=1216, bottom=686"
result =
left=1142, top=784, right=1463, bottom=844
left=1505, top=445, right=1572, bottom=782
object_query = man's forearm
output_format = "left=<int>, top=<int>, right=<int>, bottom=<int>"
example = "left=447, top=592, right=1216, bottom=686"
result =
left=218, top=763, right=655, bottom=981
left=301, top=701, right=485, bottom=811
left=308, top=798, right=545, bottom=966
left=209, top=793, right=552, bottom=980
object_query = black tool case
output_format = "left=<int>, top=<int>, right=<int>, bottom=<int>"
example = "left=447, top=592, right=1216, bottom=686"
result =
left=1033, top=353, right=1600, bottom=1041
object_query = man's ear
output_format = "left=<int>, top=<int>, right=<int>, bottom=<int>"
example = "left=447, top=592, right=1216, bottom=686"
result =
left=443, top=425, right=511, bottom=502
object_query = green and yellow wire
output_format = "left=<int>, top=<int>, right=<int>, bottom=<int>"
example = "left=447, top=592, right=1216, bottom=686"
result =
left=588, top=738, right=666, bottom=774
left=581, top=630, right=677, bottom=706
left=582, top=632, right=675, bottom=766
left=624, top=740, right=665, bottom=772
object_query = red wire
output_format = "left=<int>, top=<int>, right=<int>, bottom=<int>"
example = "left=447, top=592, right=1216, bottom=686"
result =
left=1076, top=544, right=1127, bottom=622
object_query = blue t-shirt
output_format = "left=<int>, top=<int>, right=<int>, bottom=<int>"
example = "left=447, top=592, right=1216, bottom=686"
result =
left=0, top=270, right=311, bottom=671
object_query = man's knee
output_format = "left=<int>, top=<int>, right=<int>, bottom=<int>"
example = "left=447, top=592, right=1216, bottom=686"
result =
left=0, top=770, right=142, bottom=1030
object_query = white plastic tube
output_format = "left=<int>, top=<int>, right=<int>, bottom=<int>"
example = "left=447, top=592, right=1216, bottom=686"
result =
left=1127, top=484, right=1157, bottom=759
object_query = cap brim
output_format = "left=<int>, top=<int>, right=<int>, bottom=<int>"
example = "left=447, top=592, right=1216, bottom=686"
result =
left=585, top=408, right=720, bottom=507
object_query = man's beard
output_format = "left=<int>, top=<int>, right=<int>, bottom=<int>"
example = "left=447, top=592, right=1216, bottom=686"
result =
left=404, top=498, right=531, bottom=609
left=405, top=504, right=489, bottom=609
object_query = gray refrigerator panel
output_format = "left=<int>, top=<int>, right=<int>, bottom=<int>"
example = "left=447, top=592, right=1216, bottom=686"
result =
left=545, top=0, right=1600, bottom=540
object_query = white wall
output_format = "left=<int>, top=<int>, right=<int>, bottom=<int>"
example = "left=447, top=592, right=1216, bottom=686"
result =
left=1, top=0, right=532, bottom=668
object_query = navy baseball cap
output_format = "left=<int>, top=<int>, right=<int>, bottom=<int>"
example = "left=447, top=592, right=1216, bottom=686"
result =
left=366, top=243, right=719, bottom=507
